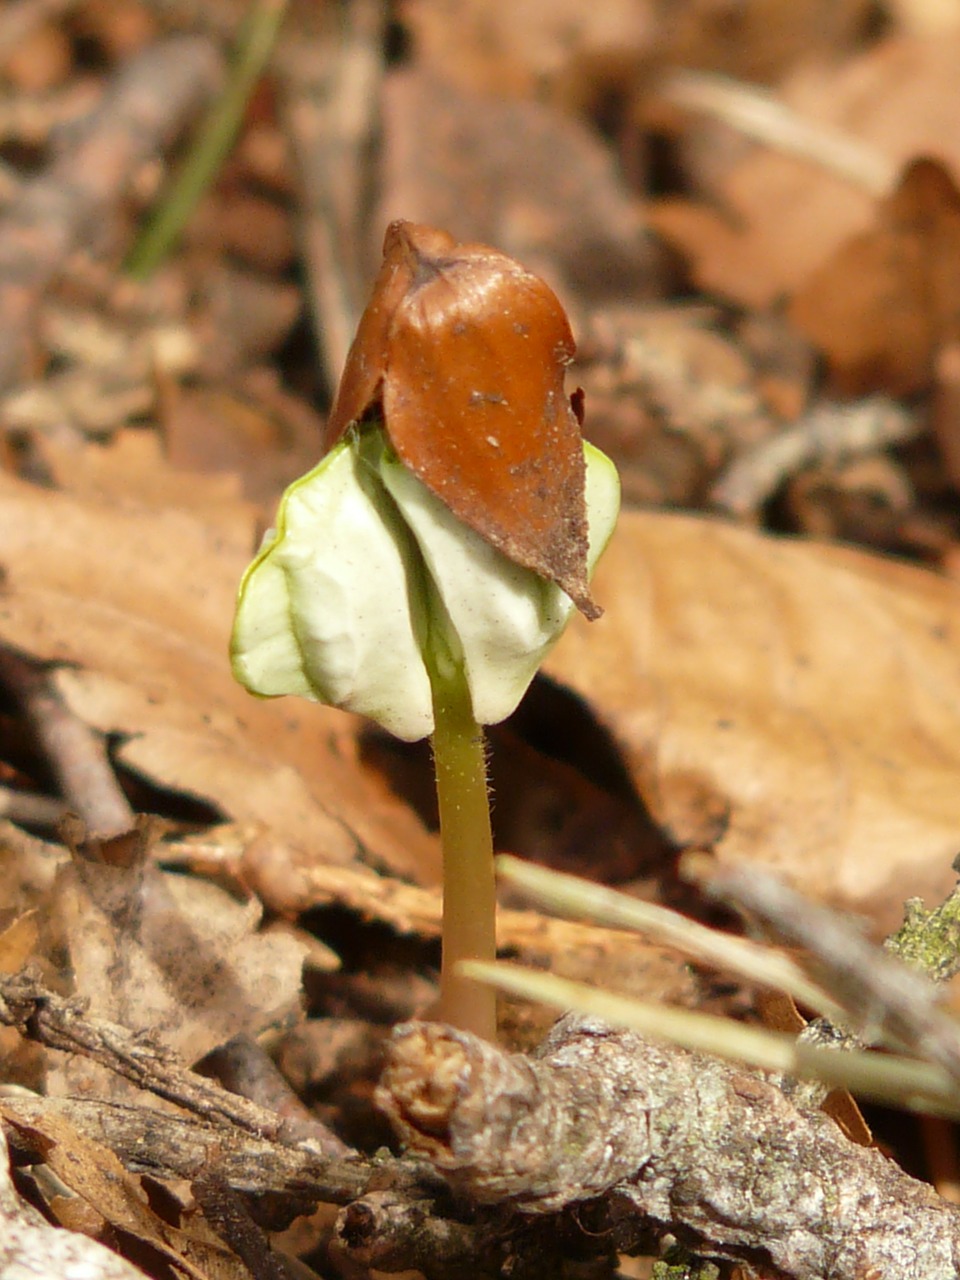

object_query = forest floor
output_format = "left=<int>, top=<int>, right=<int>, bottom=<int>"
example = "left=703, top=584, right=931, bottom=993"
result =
left=3, top=2, right=960, bottom=1277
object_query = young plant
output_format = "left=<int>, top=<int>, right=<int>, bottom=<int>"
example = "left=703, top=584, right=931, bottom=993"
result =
left=230, top=221, right=620, bottom=1040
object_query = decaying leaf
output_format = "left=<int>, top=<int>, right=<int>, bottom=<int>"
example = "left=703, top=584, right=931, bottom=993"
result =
left=660, top=0, right=872, bottom=82
left=649, top=29, right=960, bottom=307
left=34, top=427, right=256, bottom=538
left=402, top=0, right=655, bottom=103
left=545, top=510, right=960, bottom=935
left=238, top=838, right=701, bottom=1009
left=1, top=1106, right=253, bottom=1279
left=0, top=1124, right=148, bottom=1280
left=0, top=910, right=39, bottom=974
left=789, top=157, right=960, bottom=395
left=0, top=467, right=442, bottom=887
left=377, top=69, right=669, bottom=309
left=42, top=822, right=308, bottom=1102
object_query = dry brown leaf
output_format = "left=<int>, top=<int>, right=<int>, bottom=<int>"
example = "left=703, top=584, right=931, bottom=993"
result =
left=0, top=1125, right=148, bottom=1280
left=158, top=382, right=319, bottom=503
left=44, top=827, right=307, bottom=1095
left=755, top=989, right=873, bottom=1148
left=0, top=819, right=68, bottom=919
left=545, top=510, right=960, bottom=936
left=650, top=30, right=960, bottom=307
left=0, top=468, right=441, bottom=887
left=0, top=910, right=38, bottom=974
left=1, top=1105, right=252, bottom=1280
left=403, top=0, right=870, bottom=106
left=789, top=157, right=960, bottom=395
left=35, top=429, right=254, bottom=538
left=660, top=0, right=872, bottom=83
left=37, top=382, right=324, bottom=514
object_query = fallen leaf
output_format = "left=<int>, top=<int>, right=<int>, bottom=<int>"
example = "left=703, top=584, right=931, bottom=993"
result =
left=789, top=157, right=960, bottom=395
left=44, top=823, right=306, bottom=1096
left=650, top=29, right=960, bottom=307
left=1, top=1106, right=252, bottom=1279
left=238, top=842, right=701, bottom=1009
left=545, top=509, right=960, bottom=936
left=0, top=467, right=441, bottom=887
left=402, top=0, right=656, bottom=104
left=0, top=910, right=39, bottom=973
left=159, top=380, right=321, bottom=503
left=0, top=1124, right=147, bottom=1280
left=660, top=0, right=872, bottom=83
left=756, top=989, right=874, bottom=1148
left=35, top=427, right=254, bottom=539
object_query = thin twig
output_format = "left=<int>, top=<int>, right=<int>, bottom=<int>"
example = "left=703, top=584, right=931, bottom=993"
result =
left=709, top=395, right=919, bottom=517
left=0, top=783, right=66, bottom=829
left=660, top=69, right=896, bottom=195
left=200, top=1033, right=350, bottom=1155
left=0, top=649, right=134, bottom=838
left=334, top=1190, right=482, bottom=1279
left=0, top=970, right=282, bottom=1138
left=191, top=1172, right=309, bottom=1280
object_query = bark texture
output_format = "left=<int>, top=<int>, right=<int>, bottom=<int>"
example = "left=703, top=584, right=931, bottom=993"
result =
left=378, top=1015, right=960, bottom=1278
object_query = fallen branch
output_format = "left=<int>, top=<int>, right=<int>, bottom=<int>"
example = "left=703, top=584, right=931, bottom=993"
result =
left=378, top=1016, right=960, bottom=1278
left=0, top=972, right=464, bottom=1248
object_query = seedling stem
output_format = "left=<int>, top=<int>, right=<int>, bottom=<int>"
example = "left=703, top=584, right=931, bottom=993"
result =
left=430, top=661, right=497, bottom=1041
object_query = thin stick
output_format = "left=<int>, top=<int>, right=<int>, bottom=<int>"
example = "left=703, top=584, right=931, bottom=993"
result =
left=0, top=649, right=134, bottom=839
left=660, top=69, right=895, bottom=195
left=0, top=971, right=281, bottom=1137
left=430, top=665, right=497, bottom=1042
left=0, top=783, right=66, bottom=829
left=709, top=395, right=918, bottom=517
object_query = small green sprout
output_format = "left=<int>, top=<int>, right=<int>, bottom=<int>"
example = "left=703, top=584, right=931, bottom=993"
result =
left=231, top=221, right=620, bottom=1039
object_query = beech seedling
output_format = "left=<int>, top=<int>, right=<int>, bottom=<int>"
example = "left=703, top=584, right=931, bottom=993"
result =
left=231, top=221, right=620, bottom=1040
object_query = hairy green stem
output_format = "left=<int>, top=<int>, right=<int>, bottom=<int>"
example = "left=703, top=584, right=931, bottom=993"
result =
left=125, top=0, right=289, bottom=281
left=430, top=666, right=497, bottom=1042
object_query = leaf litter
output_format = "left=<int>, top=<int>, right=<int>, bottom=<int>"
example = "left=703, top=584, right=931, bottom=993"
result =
left=2, top=1, right=960, bottom=1277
